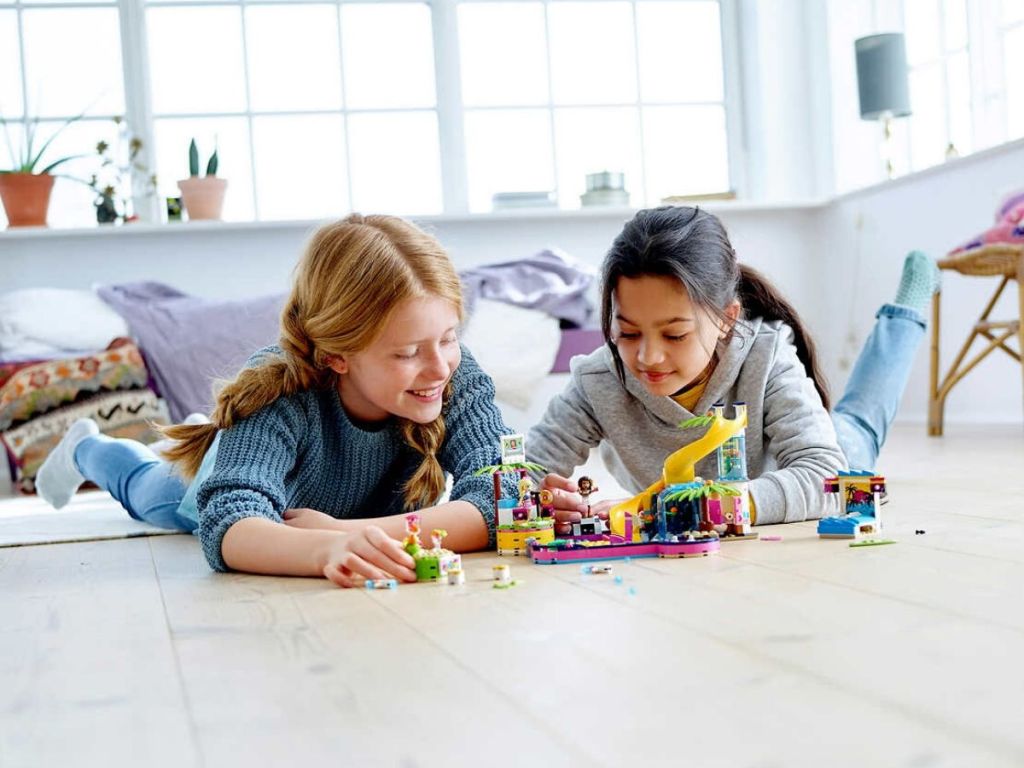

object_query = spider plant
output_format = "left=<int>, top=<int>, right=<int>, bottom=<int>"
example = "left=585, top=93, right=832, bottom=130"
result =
left=1, top=112, right=89, bottom=175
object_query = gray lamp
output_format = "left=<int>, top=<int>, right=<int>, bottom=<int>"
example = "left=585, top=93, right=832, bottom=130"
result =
left=855, top=33, right=911, bottom=178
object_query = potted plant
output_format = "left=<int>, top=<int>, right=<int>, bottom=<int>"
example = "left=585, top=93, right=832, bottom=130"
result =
left=177, top=139, right=226, bottom=221
left=88, top=117, right=157, bottom=225
left=0, top=113, right=87, bottom=227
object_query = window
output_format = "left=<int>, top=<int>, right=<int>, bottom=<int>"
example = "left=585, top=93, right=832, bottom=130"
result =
left=145, top=0, right=442, bottom=220
left=456, top=0, right=732, bottom=212
left=3, top=0, right=734, bottom=225
left=899, top=0, right=1024, bottom=176
left=0, top=0, right=126, bottom=227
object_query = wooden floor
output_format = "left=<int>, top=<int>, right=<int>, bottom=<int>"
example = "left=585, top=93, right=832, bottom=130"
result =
left=2, top=424, right=1022, bottom=768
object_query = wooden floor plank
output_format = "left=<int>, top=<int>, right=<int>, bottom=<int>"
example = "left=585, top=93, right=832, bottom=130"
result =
left=0, top=539, right=199, bottom=768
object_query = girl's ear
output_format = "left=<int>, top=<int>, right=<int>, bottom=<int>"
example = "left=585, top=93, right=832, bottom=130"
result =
left=324, top=354, right=348, bottom=375
left=720, top=300, right=741, bottom=337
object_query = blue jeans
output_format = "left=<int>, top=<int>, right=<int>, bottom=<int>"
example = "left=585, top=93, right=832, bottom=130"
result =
left=75, top=435, right=197, bottom=532
left=831, top=304, right=926, bottom=471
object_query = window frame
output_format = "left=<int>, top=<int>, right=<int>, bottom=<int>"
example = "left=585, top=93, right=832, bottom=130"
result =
left=6, top=0, right=742, bottom=222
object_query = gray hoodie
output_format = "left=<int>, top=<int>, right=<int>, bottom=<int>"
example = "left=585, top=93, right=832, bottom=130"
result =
left=526, top=317, right=846, bottom=525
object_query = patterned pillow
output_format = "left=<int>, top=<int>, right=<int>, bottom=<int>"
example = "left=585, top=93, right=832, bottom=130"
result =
left=0, top=338, right=169, bottom=494
left=0, top=338, right=150, bottom=430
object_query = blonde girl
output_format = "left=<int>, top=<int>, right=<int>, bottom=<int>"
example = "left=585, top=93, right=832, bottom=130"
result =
left=37, top=214, right=511, bottom=587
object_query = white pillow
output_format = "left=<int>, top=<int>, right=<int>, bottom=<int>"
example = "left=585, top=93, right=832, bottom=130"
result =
left=0, top=288, right=129, bottom=356
left=460, top=299, right=561, bottom=410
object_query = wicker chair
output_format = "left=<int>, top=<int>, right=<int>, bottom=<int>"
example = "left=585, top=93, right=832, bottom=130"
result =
left=928, top=243, right=1024, bottom=435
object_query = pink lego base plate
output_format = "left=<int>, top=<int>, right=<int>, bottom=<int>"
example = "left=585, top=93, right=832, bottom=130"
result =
left=529, top=537, right=720, bottom=564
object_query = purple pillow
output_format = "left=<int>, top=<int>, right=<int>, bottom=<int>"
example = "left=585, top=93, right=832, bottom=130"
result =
left=96, top=282, right=285, bottom=421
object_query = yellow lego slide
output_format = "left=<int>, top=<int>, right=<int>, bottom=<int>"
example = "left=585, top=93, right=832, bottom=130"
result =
left=608, top=412, right=748, bottom=537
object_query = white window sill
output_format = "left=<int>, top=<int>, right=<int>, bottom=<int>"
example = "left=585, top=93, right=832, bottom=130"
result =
left=0, top=198, right=827, bottom=241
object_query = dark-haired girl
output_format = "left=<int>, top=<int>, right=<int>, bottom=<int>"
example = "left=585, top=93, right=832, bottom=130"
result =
left=529, top=206, right=939, bottom=530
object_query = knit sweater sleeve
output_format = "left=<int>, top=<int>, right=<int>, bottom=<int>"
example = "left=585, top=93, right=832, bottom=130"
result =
left=747, top=327, right=846, bottom=524
left=526, top=359, right=604, bottom=478
left=441, top=346, right=514, bottom=548
left=196, top=396, right=307, bottom=572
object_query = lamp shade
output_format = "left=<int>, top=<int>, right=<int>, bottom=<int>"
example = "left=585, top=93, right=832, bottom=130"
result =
left=855, top=33, right=911, bottom=120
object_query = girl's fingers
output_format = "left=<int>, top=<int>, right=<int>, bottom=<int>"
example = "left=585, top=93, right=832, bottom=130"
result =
left=555, top=522, right=574, bottom=536
left=542, top=473, right=579, bottom=492
left=323, top=555, right=388, bottom=587
left=553, top=508, right=582, bottom=524
left=358, top=527, right=417, bottom=581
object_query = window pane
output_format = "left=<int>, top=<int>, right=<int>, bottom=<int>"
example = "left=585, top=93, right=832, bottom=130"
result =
left=35, top=118, right=123, bottom=227
left=907, top=63, right=946, bottom=171
left=904, top=0, right=941, bottom=65
left=942, top=0, right=967, bottom=51
left=1002, top=0, right=1024, bottom=25
left=459, top=2, right=548, bottom=107
left=636, top=1, right=722, bottom=103
left=547, top=1, right=636, bottom=105
left=148, top=7, right=246, bottom=115
left=0, top=11, right=21, bottom=118
left=246, top=5, right=342, bottom=112
left=1006, top=25, right=1024, bottom=138
left=22, top=8, right=123, bottom=117
left=946, top=50, right=972, bottom=155
left=553, top=107, right=642, bottom=208
left=342, top=3, right=435, bottom=110
left=464, top=108, right=553, bottom=211
left=347, top=111, right=441, bottom=215
left=154, top=117, right=254, bottom=221
left=642, top=105, right=729, bottom=201
left=252, top=114, right=347, bottom=220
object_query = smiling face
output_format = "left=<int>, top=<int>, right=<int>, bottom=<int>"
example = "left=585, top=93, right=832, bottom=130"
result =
left=328, top=295, right=461, bottom=425
left=612, top=275, right=739, bottom=397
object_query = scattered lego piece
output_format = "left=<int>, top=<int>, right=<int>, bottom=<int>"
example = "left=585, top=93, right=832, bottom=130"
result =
left=614, top=575, right=624, bottom=585
left=581, top=564, right=614, bottom=575
left=761, top=535, right=783, bottom=541
left=492, top=579, right=521, bottom=589
left=492, top=564, right=512, bottom=585
left=849, top=538, right=896, bottom=548
left=627, top=587, right=637, bottom=596
left=365, top=578, right=397, bottom=590
left=915, top=529, right=926, bottom=535
left=447, top=568, right=465, bottom=585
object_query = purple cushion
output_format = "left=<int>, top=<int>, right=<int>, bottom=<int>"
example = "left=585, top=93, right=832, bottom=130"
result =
left=551, top=327, right=604, bottom=373
left=96, top=283, right=285, bottom=421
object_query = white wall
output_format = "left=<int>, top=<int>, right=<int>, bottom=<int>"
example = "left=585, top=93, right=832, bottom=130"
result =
left=810, top=138, right=1024, bottom=426
left=0, top=205, right=819, bottom=303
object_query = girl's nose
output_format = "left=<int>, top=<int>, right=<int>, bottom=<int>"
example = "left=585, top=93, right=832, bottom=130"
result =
left=424, top=346, right=450, bottom=379
left=637, top=338, right=664, bottom=366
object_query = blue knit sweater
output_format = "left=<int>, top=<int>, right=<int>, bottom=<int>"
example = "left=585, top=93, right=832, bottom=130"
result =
left=184, top=345, right=511, bottom=571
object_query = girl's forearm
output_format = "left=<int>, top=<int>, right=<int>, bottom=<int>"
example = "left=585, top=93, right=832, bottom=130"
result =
left=221, top=516, right=343, bottom=576
left=345, top=500, right=489, bottom=553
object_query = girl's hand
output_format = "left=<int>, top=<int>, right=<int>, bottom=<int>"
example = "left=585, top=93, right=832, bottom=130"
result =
left=283, top=507, right=348, bottom=532
left=541, top=473, right=587, bottom=536
left=322, top=525, right=417, bottom=588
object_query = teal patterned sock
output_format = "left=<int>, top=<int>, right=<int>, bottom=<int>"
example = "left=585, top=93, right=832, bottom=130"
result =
left=893, top=250, right=941, bottom=311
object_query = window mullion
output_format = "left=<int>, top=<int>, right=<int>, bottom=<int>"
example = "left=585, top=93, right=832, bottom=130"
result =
left=718, top=0, right=745, bottom=198
left=431, top=0, right=468, bottom=214
left=118, top=0, right=160, bottom=222
left=541, top=0, right=559, bottom=206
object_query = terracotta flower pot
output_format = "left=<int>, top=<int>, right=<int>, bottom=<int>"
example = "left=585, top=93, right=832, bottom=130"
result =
left=0, top=173, right=56, bottom=228
left=177, top=177, right=228, bottom=221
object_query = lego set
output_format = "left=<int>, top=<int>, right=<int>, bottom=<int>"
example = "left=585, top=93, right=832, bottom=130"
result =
left=529, top=402, right=758, bottom=565
left=817, top=471, right=893, bottom=545
left=474, top=433, right=556, bottom=555
left=402, top=513, right=461, bottom=582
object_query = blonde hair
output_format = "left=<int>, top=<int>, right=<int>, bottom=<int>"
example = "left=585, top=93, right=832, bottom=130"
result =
left=160, top=213, right=464, bottom=510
